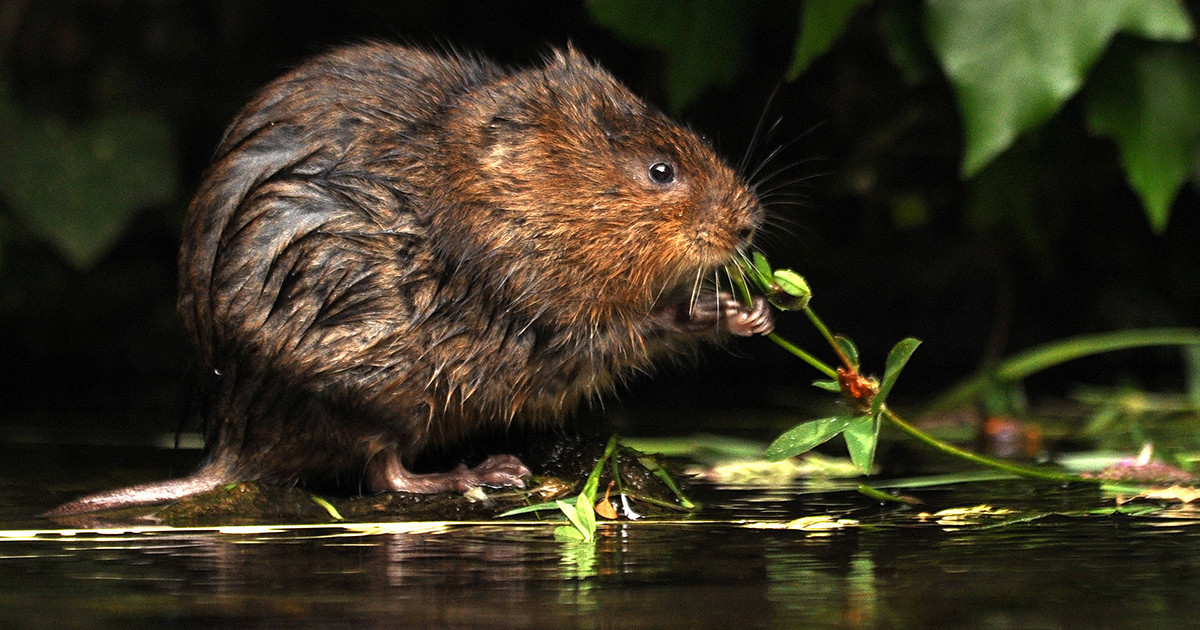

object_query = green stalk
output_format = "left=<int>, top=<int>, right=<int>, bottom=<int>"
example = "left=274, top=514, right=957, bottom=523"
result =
left=766, top=332, right=838, bottom=379
left=882, top=407, right=1089, bottom=484
left=803, top=308, right=853, bottom=369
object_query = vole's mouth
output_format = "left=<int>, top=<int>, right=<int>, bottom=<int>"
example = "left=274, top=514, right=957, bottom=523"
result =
left=657, top=258, right=738, bottom=310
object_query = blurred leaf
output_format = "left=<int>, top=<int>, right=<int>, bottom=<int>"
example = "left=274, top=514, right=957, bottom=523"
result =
left=843, top=414, right=879, bottom=474
left=926, top=0, right=1194, bottom=176
left=788, top=0, right=872, bottom=80
left=585, top=0, right=747, bottom=112
left=766, top=416, right=852, bottom=461
left=1086, top=44, right=1200, bottom=233
left=0, top=86, right=177, bottom=270
left=963, top=133, right=1059, bottom=262
left=928, top=328, right=1200, bottom=413
left=873, top=337, right=921, bottom=414
left=877, top=1, right=937, bottom=85
left=1185, top=345, right=1200, bottom=409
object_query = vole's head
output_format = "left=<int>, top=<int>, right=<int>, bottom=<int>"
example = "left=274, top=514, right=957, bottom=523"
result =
left=436, top=47, right=763, bottom=329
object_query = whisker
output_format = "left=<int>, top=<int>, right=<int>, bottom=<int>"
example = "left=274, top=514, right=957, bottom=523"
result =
left=738, top=84, right=782, bottom=177
left=745, top=124, right=825, bottom=189
left=687, top=267, right=703, bottom=317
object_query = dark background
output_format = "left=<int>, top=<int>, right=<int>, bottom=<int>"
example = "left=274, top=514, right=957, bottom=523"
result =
left=1, top=1, right=1196, bottom=443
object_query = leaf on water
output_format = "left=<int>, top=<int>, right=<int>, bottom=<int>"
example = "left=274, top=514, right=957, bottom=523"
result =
left=556, top=498, right=594, bottom=542
left=788, top=0, right=872, bottom=79
left=925, top=0, right=1194, bottom=176
left=782, top=515, right=860, bottom=531
left=872, top=337, right=921, bottom=414
left=554, top=525, right=587, bottom=542
left=575, top=493, right=596, bottom=539
left=766, top=417, right=853, bottom=461
left=1126, top=485, right=1200, bottom=503
left=917, top=504, right=1018, bottom=527
left=842, top=414, right=880, bottom=474
left=1085, top=43, right=1200, bottom=233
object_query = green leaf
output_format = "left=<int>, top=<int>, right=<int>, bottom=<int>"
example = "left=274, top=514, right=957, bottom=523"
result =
left=498, top=501, right=565, bottom=517
left=741, top=251, right=774, bottom=295
left=752, top=251, right=773, bottom=282
left=309, top=495, right=344, bottom=521
left=788, top=0, right=872, bottom=79
left=834, top=335, right=860, bottom=369
left=1086, top=43, right=1200, bottom=233
left=556, top=497, right=595, bottom=542
left=585, top=0, right=747, bottom=112
left=583, top=435, right=619, bottom=500
left=925, top=0, right=1195, bottom=176
left=843, top=414, right=880, bottom=474
left=772, top=269, right=811, bottom=299
left=575, top=493, right=596, bottom=538
left=0, top=85, right=177, bottom=270
left=812, top=379, right=841, bottom=392
left=767, top=268, right=812, bottom=310
left=872, top=337, right=921, bottom=414
left=766, top=416, right=852, bottom=461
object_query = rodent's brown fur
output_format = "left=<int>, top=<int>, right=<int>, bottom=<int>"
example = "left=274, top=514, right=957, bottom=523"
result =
left=47, top=43, right=772, bottom=516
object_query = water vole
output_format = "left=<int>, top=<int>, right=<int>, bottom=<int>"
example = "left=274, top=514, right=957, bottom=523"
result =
left=48, top=43, right=773, bottom=516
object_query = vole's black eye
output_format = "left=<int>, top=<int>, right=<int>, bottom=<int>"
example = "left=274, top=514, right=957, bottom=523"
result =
left=648, top=162, right=676, bottom=185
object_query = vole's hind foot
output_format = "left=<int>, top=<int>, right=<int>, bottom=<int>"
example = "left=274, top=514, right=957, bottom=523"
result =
left=368, top=450, right=531, bottom=495
left=448, top=455, right=532, bottom=491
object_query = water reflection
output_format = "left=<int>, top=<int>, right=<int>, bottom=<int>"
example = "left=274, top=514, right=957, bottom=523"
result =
left=4, top=482, right=1200, bottom=628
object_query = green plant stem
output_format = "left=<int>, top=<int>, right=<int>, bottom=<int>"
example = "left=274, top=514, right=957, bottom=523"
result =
left=881, top=407, right=1090, bottom=484
left=803, top=308, right=853, bottom=369
left=767, top=332, right=838, bottom=379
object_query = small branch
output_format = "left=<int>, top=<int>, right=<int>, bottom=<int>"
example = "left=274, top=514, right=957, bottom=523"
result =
left=766, top=332, right=838, bottom=379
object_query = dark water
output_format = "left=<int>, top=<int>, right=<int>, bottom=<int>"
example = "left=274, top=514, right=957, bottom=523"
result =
left=3, top=443, right=1200, bottom=629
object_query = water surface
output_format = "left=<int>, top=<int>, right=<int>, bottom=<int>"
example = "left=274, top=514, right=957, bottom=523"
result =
left=3, top=443, right=1199, bottom=629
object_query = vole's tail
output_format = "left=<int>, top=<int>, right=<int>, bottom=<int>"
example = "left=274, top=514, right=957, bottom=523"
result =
left=43, top=467, right=230, bottom=518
